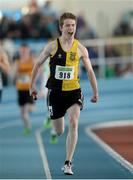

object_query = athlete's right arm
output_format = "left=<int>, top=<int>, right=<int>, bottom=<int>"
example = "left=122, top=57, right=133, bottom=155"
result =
left=0, top=50, right=10, bottom=75
left=30, top=41, right=56, bottom=99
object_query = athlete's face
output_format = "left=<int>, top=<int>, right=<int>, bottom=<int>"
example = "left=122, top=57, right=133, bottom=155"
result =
left=60, top=19, right=76, bottom=37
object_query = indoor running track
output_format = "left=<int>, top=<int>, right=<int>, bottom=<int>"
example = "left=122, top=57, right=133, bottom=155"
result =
left=0, top=77, right=133, bottom=179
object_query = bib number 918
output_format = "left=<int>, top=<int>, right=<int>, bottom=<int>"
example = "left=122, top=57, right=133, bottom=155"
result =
left=55, top=65, right=74, bottom=80
left=59, top=72, right=71, bottom=79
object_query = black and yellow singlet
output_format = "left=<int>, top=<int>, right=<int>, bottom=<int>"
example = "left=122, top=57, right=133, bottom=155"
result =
left=46, top=38, right=80, bottom=91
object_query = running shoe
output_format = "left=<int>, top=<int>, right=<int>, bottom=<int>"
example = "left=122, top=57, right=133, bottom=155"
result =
left=44, top=117, right=52, bottom=129
left=23, top=128, right=31, bottom=135
left=62, top=163, right=73, bottom=175
left=50, top=134, right=58, bottom=144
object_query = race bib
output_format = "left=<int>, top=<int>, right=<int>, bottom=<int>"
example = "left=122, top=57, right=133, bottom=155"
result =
left=18, top=74, right=30, bottom=83
left=55, top=65, right=74, bottom=80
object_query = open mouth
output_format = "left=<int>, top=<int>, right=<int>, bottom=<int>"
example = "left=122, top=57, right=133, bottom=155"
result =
left=68, top=32, right=73, bottom=35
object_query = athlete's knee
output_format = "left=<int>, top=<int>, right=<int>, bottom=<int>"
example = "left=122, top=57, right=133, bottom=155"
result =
left=57, top=132, right=63, bottom=136
left=69, top=117, right=78, bottom=129
left=56, top=129, right=64, bottom=136
left=56, top=131, right=63, bottom=136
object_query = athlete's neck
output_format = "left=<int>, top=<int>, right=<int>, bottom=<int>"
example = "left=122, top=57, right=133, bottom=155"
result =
left=60, top=36, right=74, bottom=51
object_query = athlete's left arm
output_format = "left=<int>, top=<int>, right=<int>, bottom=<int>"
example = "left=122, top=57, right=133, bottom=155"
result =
left=0, top=51, right=10, bottom=75
left=78, top=42, right=98, bottom=103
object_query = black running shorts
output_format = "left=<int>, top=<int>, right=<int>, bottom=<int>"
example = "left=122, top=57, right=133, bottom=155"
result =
left=17, top=90, right=34, bottom=106
left=47, top=88, right=84, bottom=119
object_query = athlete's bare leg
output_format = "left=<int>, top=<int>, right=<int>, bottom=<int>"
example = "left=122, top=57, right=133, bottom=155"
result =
left=27, top=104, right=35, bottom=113
left=66, top=104, right=80, bottom=162
left=52, top=104, right=80, bottom=162
left=20, top=105, right=32, bottom=129
left=52, top=117, right=64, bottom=136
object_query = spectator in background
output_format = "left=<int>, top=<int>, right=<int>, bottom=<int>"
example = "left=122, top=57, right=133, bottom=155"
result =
left=5, top=18, right=20, bottom=39
left=18, top=15, right=33, bottom=39
left=121, top=62, right=133, bottom=78
left=76, top=11, right=97, bottom=39
left=88, top=47, right=99, bottom=77
left=113, top=10, right=133, bottom=36
left=40, top=0, right=59, bottom=38
left=114, top=20, right=131, bottom=36
left=0, top=16, right=10, bottom=39
left=39, top=16, right=53, bottom=39
left=41, top=0, right=58, bottom=18
left=46, top=16, right=59, bottom=38
left=105, top=45, right=121, bottom=78
left=28, top=0, right=39, bottom=14
left=28, top=0, right=42, bottom=39
left=0, top=0, right=58, bottom=40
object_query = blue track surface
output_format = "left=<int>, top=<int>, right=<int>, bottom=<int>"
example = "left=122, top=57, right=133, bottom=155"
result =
left=0, top=76, right=133, bottom=179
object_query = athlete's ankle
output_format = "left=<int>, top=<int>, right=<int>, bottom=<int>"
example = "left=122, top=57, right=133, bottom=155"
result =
left=64, top=160, right=72, bottom=166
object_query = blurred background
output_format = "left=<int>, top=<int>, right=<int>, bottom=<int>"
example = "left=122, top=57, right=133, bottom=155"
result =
left=0, top=0, right=133, bottom=83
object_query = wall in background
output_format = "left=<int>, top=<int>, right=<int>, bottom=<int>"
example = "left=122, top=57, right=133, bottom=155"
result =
left=52, top=0, right=133, bottom=37
left=0, top=0, right=132, bottom=37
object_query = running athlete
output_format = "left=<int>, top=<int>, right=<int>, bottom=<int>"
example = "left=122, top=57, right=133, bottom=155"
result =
left=13, top=43, right=35, bottom=135
left=30, top=12, right=98, bottom=175
left=0, top=42, right=10, bottom=103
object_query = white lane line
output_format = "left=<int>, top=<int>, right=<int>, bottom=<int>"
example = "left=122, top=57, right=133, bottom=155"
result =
left=35, top=128, right=52, bottom=180
left=88, top=120, right=133, bottom=129
left=0, top=121, right=52, bottom=179
left=85, top=119, right=133, bottom=174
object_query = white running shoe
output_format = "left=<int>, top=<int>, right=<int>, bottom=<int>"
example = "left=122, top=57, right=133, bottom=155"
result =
left=62, top=164, right=74, bottom=175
